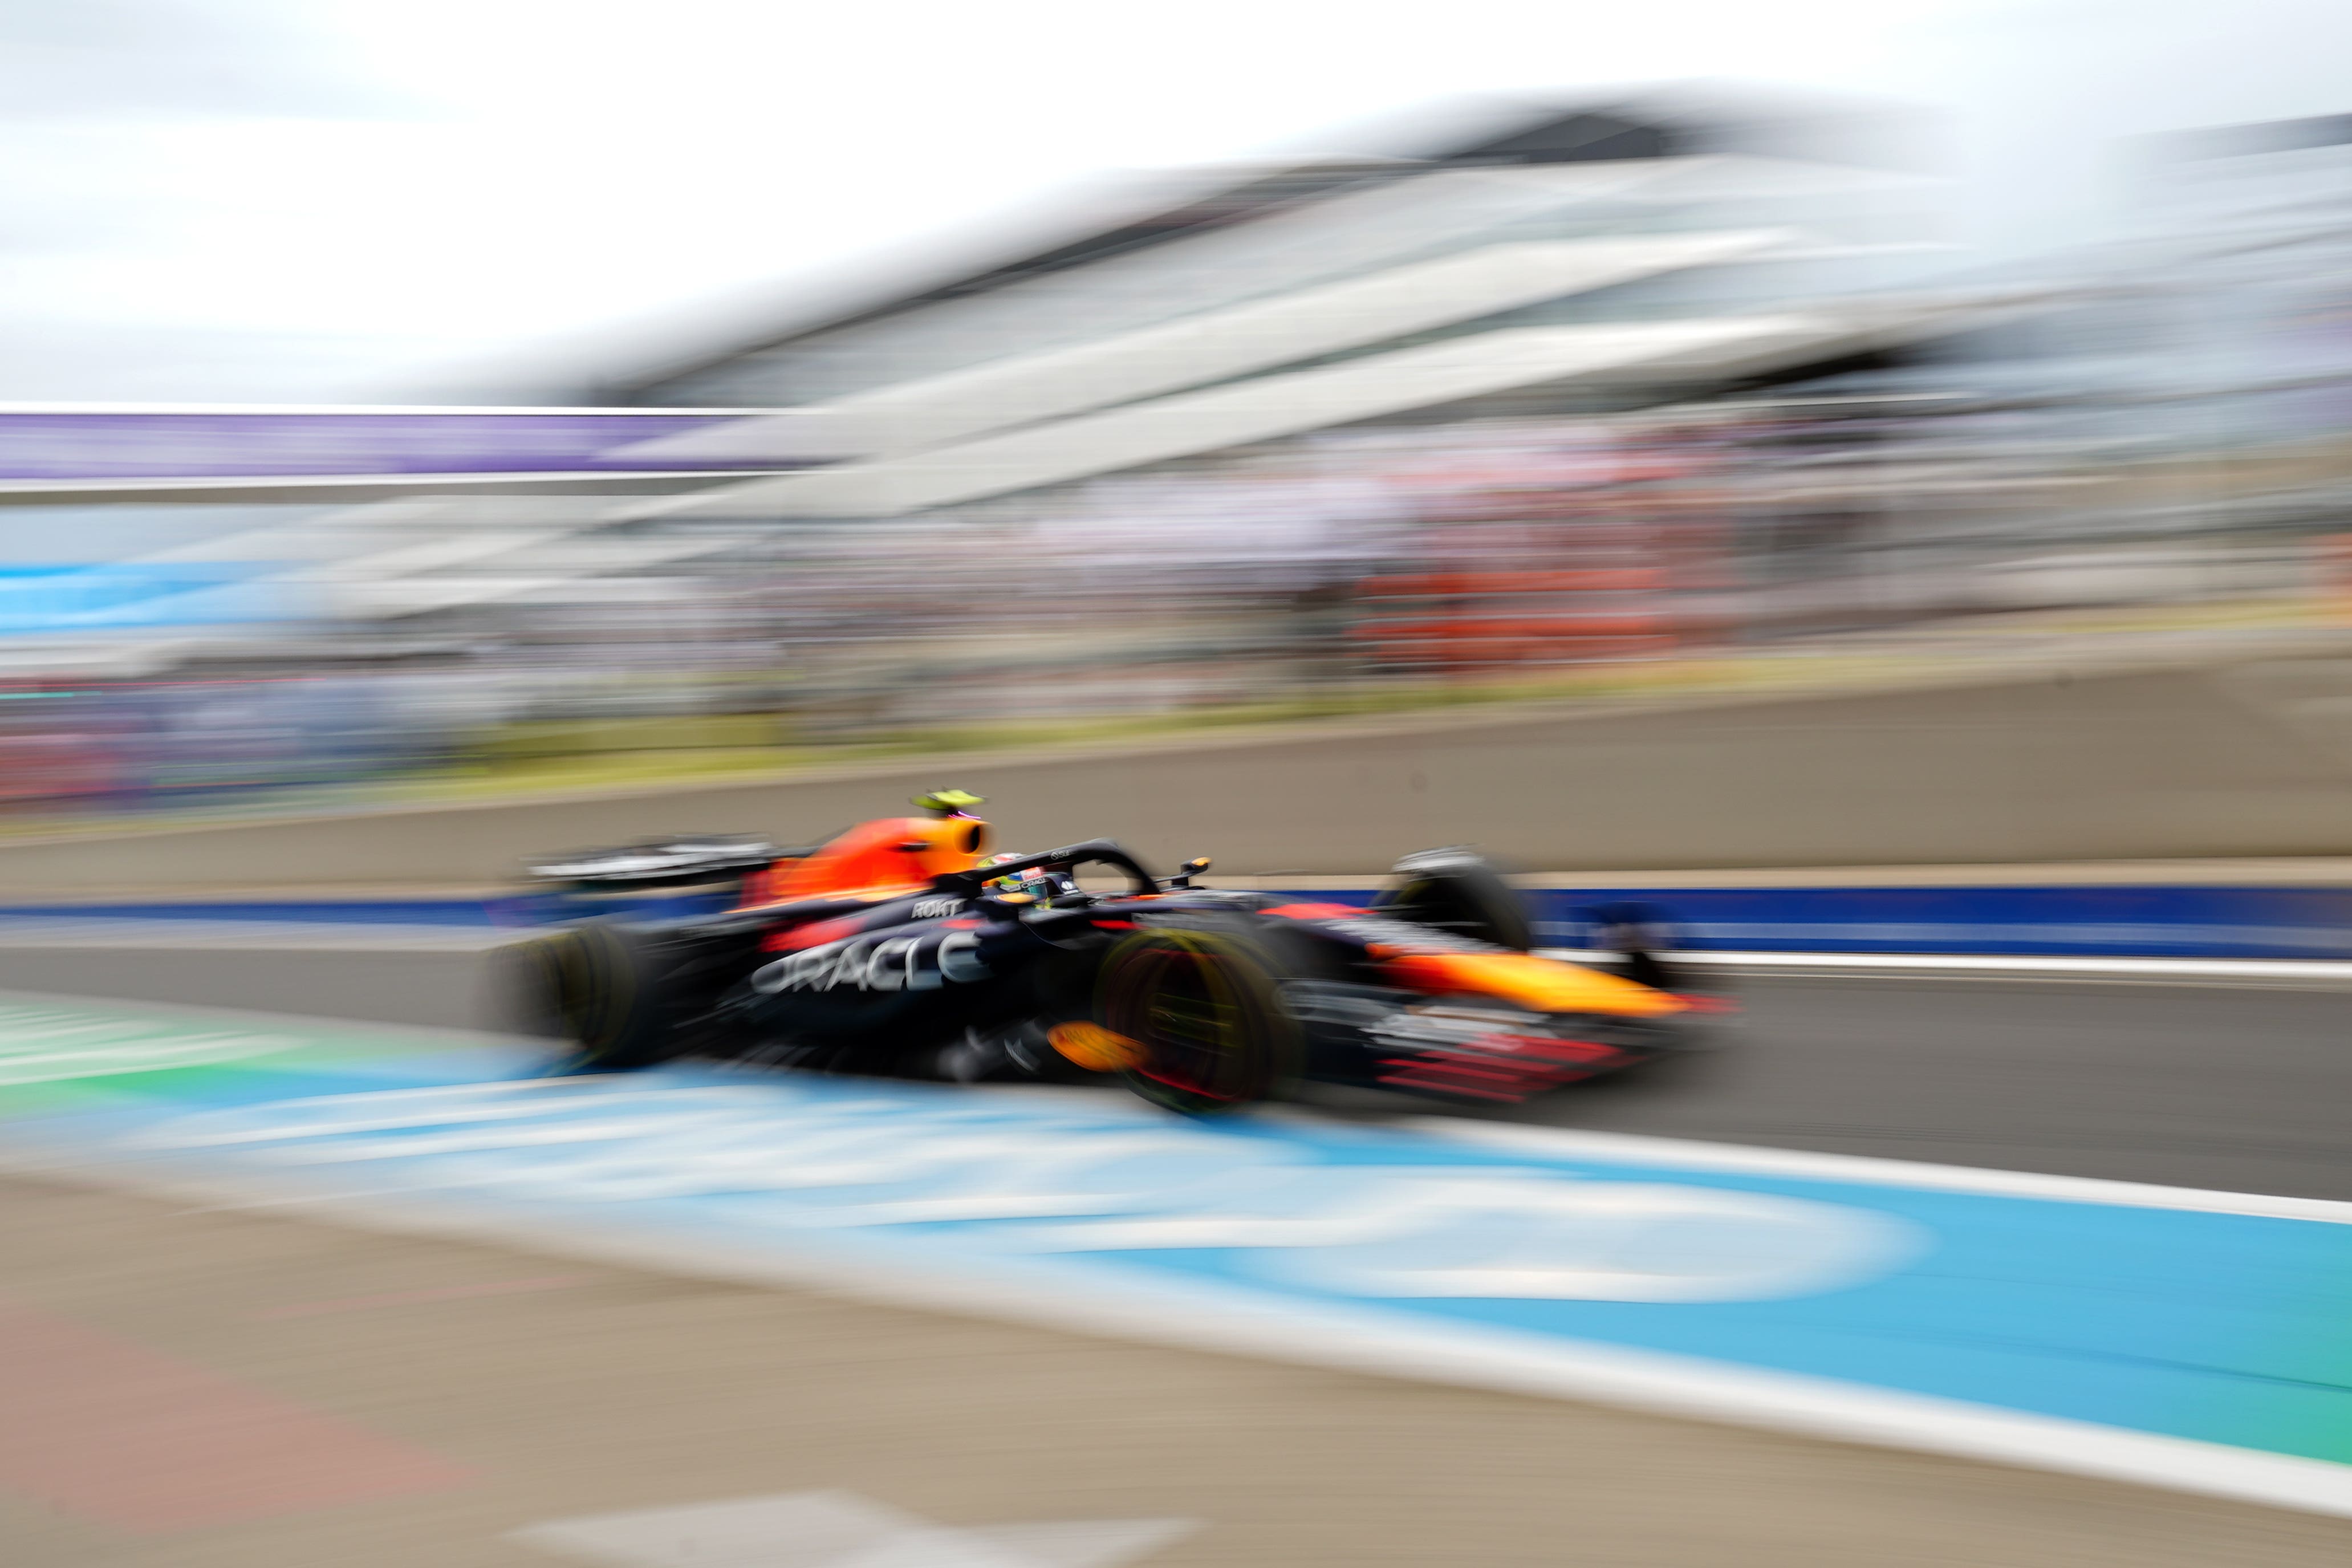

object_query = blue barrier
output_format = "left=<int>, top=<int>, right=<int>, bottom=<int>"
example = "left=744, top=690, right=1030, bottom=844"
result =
left=1518, top=885, right=2352, bottom=960
left=1088, top=884, right=2352, bottom=960
left=6, top=883, right=2352, bottom=959
left=0, top=892, right=733, bottom=928
left=0, top=899, right=504, bottom=927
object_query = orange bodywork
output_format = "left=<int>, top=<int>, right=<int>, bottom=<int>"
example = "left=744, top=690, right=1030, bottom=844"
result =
left=738, top=815, right=993, bottom=908
left=1047, top=1021, right=1144, bottom=1072
left=1378, top=949, right=1685, bottom=1017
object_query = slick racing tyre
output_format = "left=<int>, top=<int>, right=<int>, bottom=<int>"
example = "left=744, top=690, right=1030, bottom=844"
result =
left=1374, top=849, right=1533, bottom=950
left=1096, top=926, right=1300, bottom=1115
left=493, top=931, right=572, bottom=1040
left=519, top=920, right=680, bottom=1071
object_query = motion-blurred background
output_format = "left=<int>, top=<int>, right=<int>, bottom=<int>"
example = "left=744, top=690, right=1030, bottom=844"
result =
left=2, top=0, right=2351, bottom=847
left=18, top=14, right=2352, bottom=1568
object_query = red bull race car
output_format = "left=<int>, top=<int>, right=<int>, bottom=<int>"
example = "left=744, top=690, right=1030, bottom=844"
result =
left=507, top=791, right=1721, bottom=1114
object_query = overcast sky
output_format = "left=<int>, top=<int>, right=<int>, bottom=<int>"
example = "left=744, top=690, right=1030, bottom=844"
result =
left=2, top=0, right=2349, bottom=404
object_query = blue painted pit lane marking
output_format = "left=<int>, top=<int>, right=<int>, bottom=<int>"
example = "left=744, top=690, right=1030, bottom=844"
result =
left=3, top=998, right=2351, bottom=1520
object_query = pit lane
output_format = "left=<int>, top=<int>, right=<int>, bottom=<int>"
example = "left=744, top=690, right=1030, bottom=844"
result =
left=0, top=929, right=2339, bottom=1201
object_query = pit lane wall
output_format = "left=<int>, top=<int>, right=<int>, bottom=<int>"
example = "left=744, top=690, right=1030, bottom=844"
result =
left=5, top=657, right=2352, bottom=900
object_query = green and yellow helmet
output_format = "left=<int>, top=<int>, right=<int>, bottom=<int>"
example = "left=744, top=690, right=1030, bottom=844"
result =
left=913, top=789, right=985, bottom=818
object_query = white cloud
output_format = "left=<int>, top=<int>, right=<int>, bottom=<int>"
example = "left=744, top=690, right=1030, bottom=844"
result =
left=0, top=0, right=2341, bottom=400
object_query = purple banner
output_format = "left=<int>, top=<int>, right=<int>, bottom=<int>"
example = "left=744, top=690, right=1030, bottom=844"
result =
left=0, top=410, right=777, bottom=480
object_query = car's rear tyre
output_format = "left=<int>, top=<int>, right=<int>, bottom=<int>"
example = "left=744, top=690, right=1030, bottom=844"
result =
left=1374, top=850, right=1532, bottom=950
left=493, top=931, right=570, bottom=1039
left=519, top=921, right=679, bottom=1070
left=1096, top=926, right=1299, bottom=1115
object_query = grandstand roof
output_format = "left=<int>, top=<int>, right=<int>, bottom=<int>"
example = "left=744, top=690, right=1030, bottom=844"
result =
left=600, top=85, right=1939, bottom=406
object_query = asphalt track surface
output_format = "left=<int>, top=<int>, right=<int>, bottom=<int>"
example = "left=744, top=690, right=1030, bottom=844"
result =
left=0, top=936, right=2342, bottom=1201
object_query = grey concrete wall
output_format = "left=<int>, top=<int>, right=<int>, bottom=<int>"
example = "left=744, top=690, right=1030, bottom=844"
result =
left=2, top=659, right=2350, bottom=895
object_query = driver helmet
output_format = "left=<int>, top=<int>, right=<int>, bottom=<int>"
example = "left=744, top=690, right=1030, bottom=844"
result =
left=981, top=852, right=1045, bottom=899
left=982, top=852, right=1071, bottom=901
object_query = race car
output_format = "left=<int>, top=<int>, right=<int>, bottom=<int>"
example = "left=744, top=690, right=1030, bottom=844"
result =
left=505, top=791, right=1720, bottom=1113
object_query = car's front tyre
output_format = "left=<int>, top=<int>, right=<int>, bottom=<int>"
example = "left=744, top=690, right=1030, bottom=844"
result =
left=1375, top=849, right=1533, bottom=950
left=1095, top=925, right=1301, bottom=1115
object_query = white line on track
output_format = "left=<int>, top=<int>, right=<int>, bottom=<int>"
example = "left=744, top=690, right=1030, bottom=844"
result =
left=1543, top=947, right=2352, bottom=984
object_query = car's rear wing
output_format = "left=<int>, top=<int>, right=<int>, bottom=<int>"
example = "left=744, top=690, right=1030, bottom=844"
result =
left=525, top=835, right=790, bottom=893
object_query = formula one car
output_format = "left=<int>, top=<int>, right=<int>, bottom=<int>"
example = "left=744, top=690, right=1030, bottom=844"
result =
left=505, top=791, right=1717, bottom=1112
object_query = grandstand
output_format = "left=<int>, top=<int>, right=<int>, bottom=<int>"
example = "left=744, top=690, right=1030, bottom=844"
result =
left=596, top=87, right=2012, bottom=523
